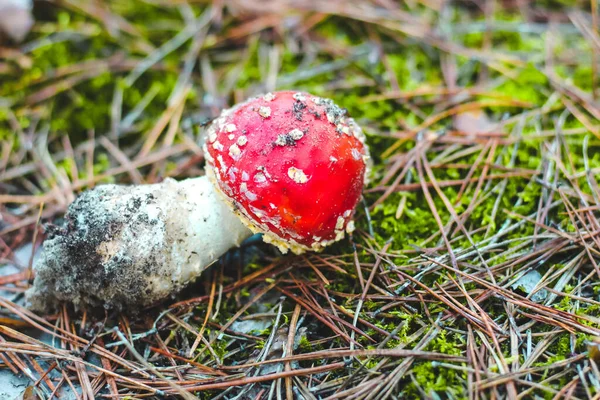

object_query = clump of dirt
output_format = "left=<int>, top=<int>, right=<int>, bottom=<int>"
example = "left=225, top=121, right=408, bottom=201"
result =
left=26, top=183, right=172, bottom=311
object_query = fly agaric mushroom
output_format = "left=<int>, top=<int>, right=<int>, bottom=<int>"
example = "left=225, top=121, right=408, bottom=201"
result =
left=26, top=91, right=370, bottom=311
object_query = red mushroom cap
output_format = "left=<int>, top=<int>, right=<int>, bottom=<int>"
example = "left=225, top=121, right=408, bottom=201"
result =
left=204, top=91, right=370, bottom=253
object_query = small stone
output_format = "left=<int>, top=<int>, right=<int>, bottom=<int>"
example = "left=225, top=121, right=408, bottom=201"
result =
left=511, top=270, right=548, bottom=302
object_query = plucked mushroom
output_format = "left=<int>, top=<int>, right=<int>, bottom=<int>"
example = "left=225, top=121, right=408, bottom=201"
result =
left=26, top=91, right=370, bottom=311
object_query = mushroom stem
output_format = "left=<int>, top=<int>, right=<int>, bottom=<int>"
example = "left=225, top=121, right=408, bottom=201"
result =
left=26, top=176, right=252, bottom=311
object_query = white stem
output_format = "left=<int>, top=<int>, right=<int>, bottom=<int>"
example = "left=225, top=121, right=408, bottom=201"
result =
left=27, top=176, right=252, bottom=311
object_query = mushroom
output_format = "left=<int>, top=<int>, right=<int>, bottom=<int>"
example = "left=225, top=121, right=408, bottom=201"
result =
left=26, top=91, right=370, bottom=311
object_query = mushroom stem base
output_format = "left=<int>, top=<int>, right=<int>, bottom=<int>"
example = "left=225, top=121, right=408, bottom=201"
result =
left=26, top=175, right=252, bottom=311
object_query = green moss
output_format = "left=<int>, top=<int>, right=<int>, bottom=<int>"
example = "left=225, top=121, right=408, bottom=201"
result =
left=407, top=360, right=467, bottom=398
left=298, top=336, right=312, bottom=352
left=494, top=64, right=549, bottom=106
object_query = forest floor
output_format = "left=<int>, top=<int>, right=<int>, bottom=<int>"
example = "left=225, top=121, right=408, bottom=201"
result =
left=2, top=0, right=600, bottom=398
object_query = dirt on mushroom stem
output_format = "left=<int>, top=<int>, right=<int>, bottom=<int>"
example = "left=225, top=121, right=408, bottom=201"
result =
left=26, top=176, right=251, bottom=311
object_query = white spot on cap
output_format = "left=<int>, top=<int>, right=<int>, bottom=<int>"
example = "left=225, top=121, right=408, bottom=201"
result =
left=249, top=205, right=266, bottom=219
left=228, top=168, right=236, bottom=182
left=245, top=191, right=257, bottom=201
left=215, top=117, right=227, bottom=129
left=263, top=93, right=276, bottom=101
left=225, top=123, right=237, bottom=133
left=346, top=220, right=355, bottom=233
left=228, top=134, right=235, bottom=140
left=288, top=167, right=309, bottom=184
left=258, top=106, right=271, bottom=118
left=237, top=136, right=248, bottom=146
left=212, top=141, right=223, bottom=151
left=229, top=144, right=241, bottom=159
left=217, top=155, right=227, bottom=173
left=335, top=216, right=345, bottom=230
left=330, top=156, right=338, bottom=163
left=258, top=166, right=275, bottom=181
left=240, top=183, right=257, bottom=201
left=275, top=129, right=305, bottom=146
left=289, top=129, right=304, bottom=140
left=352, top=148, right=361, bottom=160
left=241, top=171, right=249, bottom=181
left=275, top=135, right=287, bottom=146
left=254, top=172, right=266, bottom=183
left=293, top=92, right=306, bottom=101
left=343, top=209, right=352, bottom=218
